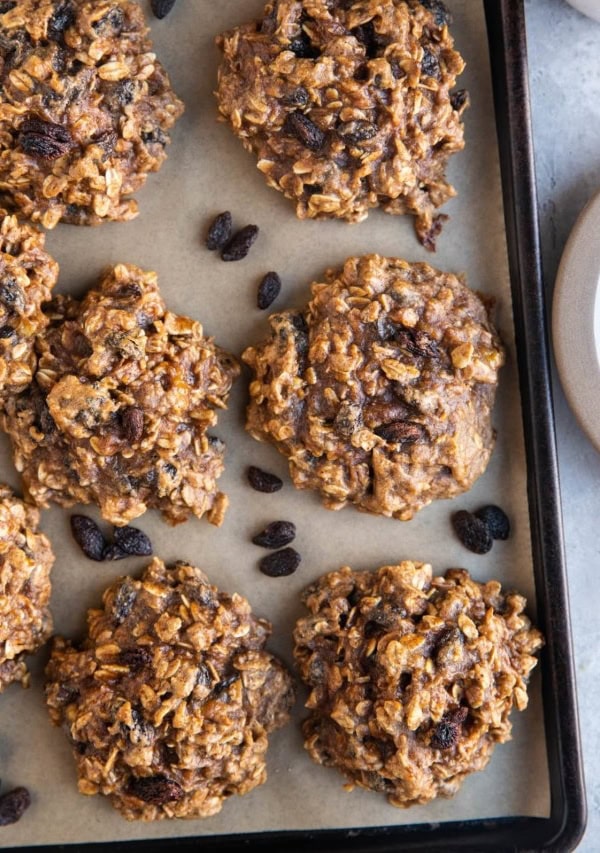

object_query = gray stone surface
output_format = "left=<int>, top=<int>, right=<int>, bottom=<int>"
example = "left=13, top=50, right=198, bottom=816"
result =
left=525, top=1, right=600, bottom=849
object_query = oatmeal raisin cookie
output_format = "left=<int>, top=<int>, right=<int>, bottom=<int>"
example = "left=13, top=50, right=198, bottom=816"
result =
left=293, top=561, right=543, bottom=807
left=216, top=0, right=466, bottom=249
left=0, top=210, right=57, bottom=397
left=46, top=557, right=295, bottom=821
left=0, top=0, right=183, bottom=228
left=2, top=263, right=239, bottom=526
left=0, top=483, right=54, bottom=693
left=243, top=255, right=504, bottom=521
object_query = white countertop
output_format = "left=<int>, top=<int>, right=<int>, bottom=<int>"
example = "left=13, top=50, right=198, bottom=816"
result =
left=525, top=1, right=600, bottom=849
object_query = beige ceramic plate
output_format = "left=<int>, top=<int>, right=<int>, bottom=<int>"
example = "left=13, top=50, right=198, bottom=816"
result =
left=553, top=188, right=600, bottom=450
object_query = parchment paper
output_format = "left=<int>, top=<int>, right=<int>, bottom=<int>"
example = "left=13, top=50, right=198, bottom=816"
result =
left=0, top=0, right=550, bottom=846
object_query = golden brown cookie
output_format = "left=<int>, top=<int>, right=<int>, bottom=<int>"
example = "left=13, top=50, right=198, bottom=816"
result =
left=216, top=0, right=466, bottom=248
left=0, top=1, right=184, bottom=227
left=293, top=561, right=543, bottom=807
left=46, top=557, right=295, bottom=821
left=0, top=483, right=54, bottom=693
left=243, top=255, right=504, bottom=521
left=2, top=263, right=239, bottom=526
left=0, top=211, right=57, bottom=397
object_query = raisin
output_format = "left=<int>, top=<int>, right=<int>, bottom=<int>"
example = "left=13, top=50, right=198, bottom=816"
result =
left=116, top=79, right=135, bottom=105
left=70, top=514, right=106, bottom=561
left=102, top=545, right=128, bottom=561
left=113, top=525, right=153, bottom=556
left=337, top=120, right=377, bottom=144
left=395, top=329, right=439, bottom=358
left=451, top=510, right=493, bottom=555
left=121, top=406, right=144, bottom=444
left=221, top=225, right=259, bottom=262
left=284, top=111, right=325, bottom=151
left=375, top=421, right=425, bottom=445
left=150, top=0, right=177, bottom=19
left=259, top=547, right=301, bottom=577
left=128, top=774, right=184, bottom=804
left=420, top=213, right=448, bottom=252
left=213, top=673, right=239, bottom=694
left=92, top=8, right=124, bottom=32
left=0, top=1, right=17, bottom=12
left=112, top=578, right=137, bottom=623
left=288, top=31, right=320, bottom=59
left=206, top=211, right=232, bottom=251
left=93, top=129, right=118, bottom=154
left=475, top=505, right=510, bottom=540
left=285, top=87, right=309, bottom=107
left=47, top=2, right=75, bottom=40
left=252, top=520, right=296, bottom=549
left=352, top=21, right=378, bottom=58
left=0, top=325, right=14, bottom=338
left=420, top=0, right=452, bottom=27
left=0, top=277, right=24, bottom=312
left=0, top=787, right=31, bottom=826
left=196, top=665, right=212, bottom=687
left=421, top=49, right=440, bottom=79
left=19, top=117, right=74, bottom=160
left=141, top=128, right=168, bottom=146
left=247, top=466, right=283, bottom=493
left=257, top=272, right=282, bottom=310
left=120, top=647, right=153, bottom=670
left=450, top=89, right=470, bottom=112
left=430, top=707, right=468, bottom=750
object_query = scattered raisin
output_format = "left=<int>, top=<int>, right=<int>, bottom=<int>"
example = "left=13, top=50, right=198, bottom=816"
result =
left=47, top=2, right=75, bottom=40
left=150, top=0, right=177, bottom=19
left=213, top=673, right=239, bottom=694
left=420, top=213, right=448, bottom=252
left=120, top=647, right=153, bottom=670
left=450, top=89, right=470, bottom=112
left=352, top=21, right=378, bottom=59
left=285, top=87, right=309, bottom=107
left=430, top=707, right=468, bottom=749
left=113, top=525, right=153, bottom=556
left=337, top=120, right=377, bottom=145
left=288, top=31, right=320, bottom=59
left=420, top=0, right=452, bottom=27
left=0, top=325, right=14, bottom=339
left=102, top=545, right=128, bottom=561
left=259, top=547, right=301, bottom=577
left=112, top=578, right=137, bottom=623
left=252, top=520, right=296, bottom=549
left=70, top=514, right=106, bottom=562
left=421, top=49, right=440, bottom=79
left=128, top=774, right=184, bottom=804
left=0, top=787, right=31, bottom=826
left=206, top=211, right=232, bottom=251
left=475, top=505, right=510, bottom=540
left=374, top=421, right=425, bottom=445
left=284, top=111, right=325, bottom=151
left=247, top=466, right=283, bottom=493
left=121, top=406, right=144, bottom=444
left=257, top=272, right=282, bottom=309
left=451, top=510, right=493, bottom=554
left=221, top=225, right=259, bottom=262
left=19, top=117, right=74, bottom=160
left=0, top=1, right=17, bottom=12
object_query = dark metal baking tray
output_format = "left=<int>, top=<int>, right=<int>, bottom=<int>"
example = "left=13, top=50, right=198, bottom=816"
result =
left=7, top=1, right=585, bottom=850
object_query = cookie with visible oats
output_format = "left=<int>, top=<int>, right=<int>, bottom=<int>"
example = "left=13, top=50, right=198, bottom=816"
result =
left=243, top=255, right=504, bottom=521
left=2, top=263, right=239, bottom=526
left=0, top=0, right=183, bottom=228
left=0, top=483, right=54, bottom=693
left=216, top=0, right=467, bottom=249
left=293, top=561, right=543, bottom=807
left=0, top=210, right=57, bottom=397
left=46, top=557, right=295, bottom=821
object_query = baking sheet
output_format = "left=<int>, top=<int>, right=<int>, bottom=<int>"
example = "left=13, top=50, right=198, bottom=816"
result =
left=0, top=0, right=551, bottom=846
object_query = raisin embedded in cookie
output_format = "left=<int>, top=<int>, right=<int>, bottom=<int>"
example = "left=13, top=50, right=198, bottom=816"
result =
left=46, top=557, right=295, bottom=821
left=0, top=211, right=58, bottom=397
left=243, top=255, right=504, bottom=521
left=293, top=562, right=543, bottom=807
left=0, top=483, right=54, bottom=693
left=2, top=263, right=239, bottom=526
left=0, top=1, right=184, bottom=228
left=216, top=0, right=467, bottom=249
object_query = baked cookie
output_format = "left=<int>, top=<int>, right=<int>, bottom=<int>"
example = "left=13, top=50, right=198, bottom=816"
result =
left=216, top=0, right=466, bottom=249
left=0, top=210, right=57, bottom=397
left=2, top=263, right=239, bottom=526
left=0, top=483, right=54, bottom=693
left=293, top=561, right=543, bottom=807
left=0, top=0, right=183, bottom=228
left=243, top=255, right=504, bottom=521
left=46, top=557, right=295, bottom=821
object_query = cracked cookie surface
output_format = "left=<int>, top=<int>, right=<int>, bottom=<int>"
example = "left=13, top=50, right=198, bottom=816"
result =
left=293, top=561, right=543, bottom=807
left=0, top=210, right=57, bottom=397
left=2, top=263, right=239, bottom=526
left=46, top=557, right=295, bottom=821
left=243, top=255, right=504, bottom=521
left=0, top=0, right=183, bottom=228
left=216, top=0, right=466, bottom=248
left=0, top=483, right=54, bottom=693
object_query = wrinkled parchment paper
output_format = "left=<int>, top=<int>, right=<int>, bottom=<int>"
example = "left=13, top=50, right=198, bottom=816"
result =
left=0, top=0, right=550, bottom=846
